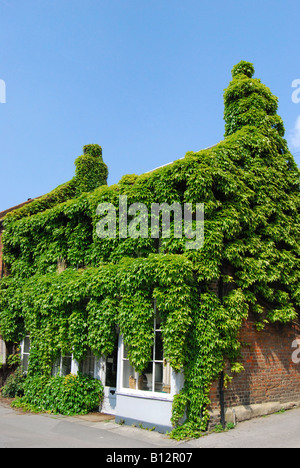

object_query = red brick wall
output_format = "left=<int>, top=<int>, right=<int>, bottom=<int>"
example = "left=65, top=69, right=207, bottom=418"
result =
left=209, top=311, right=300, bottom=416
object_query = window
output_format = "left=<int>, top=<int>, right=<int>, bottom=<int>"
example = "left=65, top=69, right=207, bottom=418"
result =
left=0, top=337, right=6, bottom=365
left=51, top=353, right=72, bottom=377
left=79, top=348, right=96, bottom=378
left=78, top=343, right=118, bottom=388
left=121, top=314, right=171, bottom=395
left=105, top=343, right=118, bottom=388
left=21, top=335, right=30, bottom=373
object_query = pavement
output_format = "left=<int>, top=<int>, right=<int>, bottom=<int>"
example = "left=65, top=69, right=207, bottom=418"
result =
left=187, top=408, right=300, bottom=448
left=1, top=398, right=300, bottom=449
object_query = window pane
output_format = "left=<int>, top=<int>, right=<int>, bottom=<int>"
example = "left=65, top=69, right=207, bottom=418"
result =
left=123, top=360, right=136, bottom=389
left=162, top=362, right=171, bottom=393
left=23, top=336, right=30, bottom=354
left=155, top=331, right=163, bottom=361
left=51, top=358, right=60, bottom=377
left=61, top=356, right=72, bottom=376
left=142, top=362, right=153, bottom=391
left=22, top=354, right=29, bottom=373
left=155, top=310, right=162, bottom=329
left=79, top=355, right=95, bottom=378
left=154, top=362, right=163, bottom=392
left=123, top=345, right=129, bottom=359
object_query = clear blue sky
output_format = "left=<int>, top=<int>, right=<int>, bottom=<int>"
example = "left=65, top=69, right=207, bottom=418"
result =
left=0, top=0, right=300, bottom=212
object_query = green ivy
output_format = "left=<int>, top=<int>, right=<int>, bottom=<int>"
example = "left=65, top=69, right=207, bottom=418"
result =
left=0, top=61, right=299, bottom=438
left=75, top=144, right=108, bottom=195
left=12, top=373, right=104, bottom=415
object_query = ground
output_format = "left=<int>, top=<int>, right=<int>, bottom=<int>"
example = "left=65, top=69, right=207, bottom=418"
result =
left=1, top=395, right=300, bottom=448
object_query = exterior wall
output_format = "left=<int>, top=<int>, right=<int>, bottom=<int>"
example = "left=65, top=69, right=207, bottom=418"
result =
left=209, top=311, right=300, bottom=425
left=115, top=393, right=174, bottom=432
left=1, top=200, right=299, bottom=431
left=0, top=200, right=40, bottom=384
left=115, top=368, right=184, bottom=432
left=0, top=223, right=6, bottom=369
left=0, top=198, right=39, bottom=279
left=0, top=223, right=3, bottom=279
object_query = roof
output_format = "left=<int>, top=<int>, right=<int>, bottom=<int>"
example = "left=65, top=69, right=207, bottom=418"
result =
left=0, top=197, right=41, bottom=222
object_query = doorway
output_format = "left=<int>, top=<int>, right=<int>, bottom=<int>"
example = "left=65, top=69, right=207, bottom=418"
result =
left=101, top=338, right=118, bottom=414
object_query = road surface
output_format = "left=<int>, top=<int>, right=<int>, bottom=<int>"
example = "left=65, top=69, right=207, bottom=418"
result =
left=1, top=399, right=300, bottom=449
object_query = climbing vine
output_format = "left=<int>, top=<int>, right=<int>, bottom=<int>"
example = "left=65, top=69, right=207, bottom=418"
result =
left=0, top=61, right=299, bottom=439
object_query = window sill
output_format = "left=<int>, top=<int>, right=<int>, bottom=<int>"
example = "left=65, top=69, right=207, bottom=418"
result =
left=116, top=389, right=173, bottom=402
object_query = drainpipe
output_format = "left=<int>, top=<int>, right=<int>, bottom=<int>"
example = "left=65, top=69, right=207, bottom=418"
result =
left=219, top=370, right=225, bottom=429
left=218, top=273, right=225, bottom=429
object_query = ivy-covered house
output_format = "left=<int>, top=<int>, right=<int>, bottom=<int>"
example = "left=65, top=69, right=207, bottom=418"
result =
left=0, top=61, right=299, bottom=438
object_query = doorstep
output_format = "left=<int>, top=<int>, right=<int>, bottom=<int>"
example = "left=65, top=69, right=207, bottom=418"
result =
left=75, top=412, right=115, bottom=423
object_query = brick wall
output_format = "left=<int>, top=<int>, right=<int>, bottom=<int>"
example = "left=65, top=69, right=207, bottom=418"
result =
left=209, top=311, right=300, bottom=421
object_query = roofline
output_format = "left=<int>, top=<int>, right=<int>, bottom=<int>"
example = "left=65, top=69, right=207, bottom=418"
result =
left=0, top=141, right=221, bottom=221
left=0, top=197, right=42, bottom=221
left=144, top=143, right=219, bottom=174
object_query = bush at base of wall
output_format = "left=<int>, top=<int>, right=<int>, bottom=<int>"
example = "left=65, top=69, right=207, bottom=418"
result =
left=11, top=372, right=104, bottom=416
left=1, top=366, right=26, bottom=398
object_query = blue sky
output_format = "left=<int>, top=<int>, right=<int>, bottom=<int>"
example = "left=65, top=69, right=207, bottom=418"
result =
left=0, top=0, right=300, bottom=212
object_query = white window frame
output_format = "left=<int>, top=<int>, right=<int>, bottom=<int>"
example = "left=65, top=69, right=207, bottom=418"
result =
left=101, top=347, right=118, bottom=389
left=18, top=341, right=119, bottom=390
left=20, top=335, right=30, bottom=373
left=0, top=336, right=6, bottom=366
left=51, top=352, right=74, bottom=377
left=78, top=347, right=97, bottom=378
left=78, top=343, right=118, bottom=387
left=119, top=311, right=172, bottom=400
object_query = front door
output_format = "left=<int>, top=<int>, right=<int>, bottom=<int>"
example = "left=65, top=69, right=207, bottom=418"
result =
left=101, top=342, right=118, bottom=414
